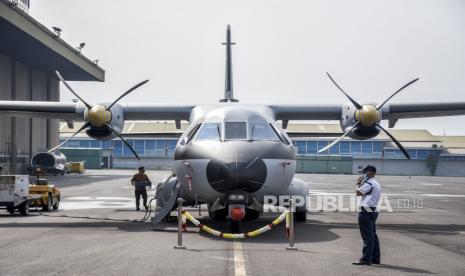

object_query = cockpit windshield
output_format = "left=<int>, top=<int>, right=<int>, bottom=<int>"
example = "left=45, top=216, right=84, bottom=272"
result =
left=224, top=122, right=247, bottom=140
left=251, top=123, right=280, bottom=141
left=194, top=123, right=221, bottom=141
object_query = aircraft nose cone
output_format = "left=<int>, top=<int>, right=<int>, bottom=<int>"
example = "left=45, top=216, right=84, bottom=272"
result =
left=206, top=158, right=267, bottom=193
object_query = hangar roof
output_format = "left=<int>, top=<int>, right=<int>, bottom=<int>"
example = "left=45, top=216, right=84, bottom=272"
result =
left=437, top=136, right=465, bottom=148
left=0, top=0, right=104, bottom=81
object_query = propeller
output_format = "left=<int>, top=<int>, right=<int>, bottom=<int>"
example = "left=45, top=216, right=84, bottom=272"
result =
left=319, top=73, right=419, bottom=159
left=49, top=71, right=148, bottom=160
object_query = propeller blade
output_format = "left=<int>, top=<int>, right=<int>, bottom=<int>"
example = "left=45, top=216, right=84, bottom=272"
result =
left=326, top=72, right=362, bottom=109
left=318, top=122, right=359, bottom=153
left=104, top=123, right=140, bottom=160
left=377, top=78, right=419, bottom=110
left=107, top=79, right=149, bottom=110
left=376, top=123, right=411, bottom=160
left=48, top=122, right=91, bottom=153
left=55, top=71, right=92, bottom=109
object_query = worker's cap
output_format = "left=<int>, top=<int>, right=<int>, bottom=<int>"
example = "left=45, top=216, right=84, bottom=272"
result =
left=138, top=166, right=145, bottom=171
left=362, top=165, right=377, bottom=173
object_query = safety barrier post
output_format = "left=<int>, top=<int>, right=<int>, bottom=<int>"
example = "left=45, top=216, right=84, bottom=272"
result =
left=286, top=198, right=297, bottom=250
left=174, top=198, right=186, bottom=249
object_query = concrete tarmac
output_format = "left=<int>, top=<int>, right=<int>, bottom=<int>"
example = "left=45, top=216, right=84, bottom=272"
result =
left=1, top=170, right=464, bottom=276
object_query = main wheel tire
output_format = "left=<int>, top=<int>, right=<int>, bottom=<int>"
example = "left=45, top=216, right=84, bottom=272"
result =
left=6, top=206, right=14, bottom=214
left=19, top=202, right=29, bottom=216
left=294, top=211, right=307, bottom=222
left=53, top=197, right=60, bottom=210
left=43, top=195, right=52, bottom=211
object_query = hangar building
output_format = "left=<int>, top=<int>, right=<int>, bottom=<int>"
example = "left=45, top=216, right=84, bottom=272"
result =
left=59, top=121, right=465, bottom=177
left=0, top=0, right=104, bottom=174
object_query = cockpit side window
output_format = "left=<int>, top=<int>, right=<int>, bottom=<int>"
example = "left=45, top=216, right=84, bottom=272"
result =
left=270, top=123, right=291, bottom=145
left=251, top=123, right=279, bottom=141
left=224, top=122, right=247, bottom=140
left=184, top=123, right=201, bottom=144
left=194, top=123, right=222, bottom=141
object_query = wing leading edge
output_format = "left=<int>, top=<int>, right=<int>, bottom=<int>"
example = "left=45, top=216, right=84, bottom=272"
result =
left=269, top=102, right=465, bottom=121
left=0, top=101, right=196, bottom=121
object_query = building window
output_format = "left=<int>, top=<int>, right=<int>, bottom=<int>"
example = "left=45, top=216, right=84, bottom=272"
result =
left=79, top=140, right=90, bottom=148
left=123, top=140, right=135, bottom=157
left=90, top=140, right=101, bottom=148
left=317, top=141, right=328, bottom=155
left=166, top=140, right=177, bottom=156
left=134, top=140, right=145, bottom=156
left=407, top=149, right=417, bottom=159
left=417, top=150, right=429, bottom=159
left=373, top=141, right=382, bottom=153
left=295, top=141, right=306, bottom=154
left=113, top=140, right=122, bottom=157
left=340, top=141, right=350, bottom=155
left=351, top=141, right=361, bottom=153
left=307, top=141, right=318, bottom=154
left=155, top=140, right=165, bottom=156
left=329, top=142, right=339, bottom=155
left=362, top=141, right=372, bottom=153
left=145, top=140, right=156, bottom=156
left=101, top=140, right=111, bottom=149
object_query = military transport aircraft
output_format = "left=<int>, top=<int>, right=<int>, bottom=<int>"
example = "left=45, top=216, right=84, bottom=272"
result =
left=1, top=25, right=465, bottom=232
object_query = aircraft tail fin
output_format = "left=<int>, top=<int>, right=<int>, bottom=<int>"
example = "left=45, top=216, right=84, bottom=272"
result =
left=219, top=25, right=239, bottom=103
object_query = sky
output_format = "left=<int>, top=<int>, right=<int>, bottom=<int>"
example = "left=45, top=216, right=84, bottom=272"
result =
left=30, top=0, right=465, bottom=135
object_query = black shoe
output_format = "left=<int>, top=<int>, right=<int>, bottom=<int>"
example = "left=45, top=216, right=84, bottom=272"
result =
left=136, top=208, right=140, bottom=211
left=352, top=261, right=371, bottom=266
left=372, top=260, right=381, bottom=265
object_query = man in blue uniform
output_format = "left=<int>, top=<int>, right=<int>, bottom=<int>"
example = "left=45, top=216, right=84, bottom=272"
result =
left=353, top=165, right=381, bottom=265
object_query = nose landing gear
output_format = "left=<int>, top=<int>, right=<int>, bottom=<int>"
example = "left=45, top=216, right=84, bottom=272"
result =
left=228, top=206, right=245, bottom=233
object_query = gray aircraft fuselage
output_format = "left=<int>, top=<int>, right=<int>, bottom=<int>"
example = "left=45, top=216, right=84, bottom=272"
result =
left=173, top=104, right=296, bottom=206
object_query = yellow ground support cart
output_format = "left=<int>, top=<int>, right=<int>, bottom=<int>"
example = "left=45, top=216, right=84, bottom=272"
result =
left=29, top=179, right=60, bottom=211
left=67, top=162, right=85, bottom=174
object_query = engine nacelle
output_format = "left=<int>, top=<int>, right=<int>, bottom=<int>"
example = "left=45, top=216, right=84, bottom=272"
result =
left=339, top=103, right=380, bottom=140
left=84, top=103, right=125, bottom=140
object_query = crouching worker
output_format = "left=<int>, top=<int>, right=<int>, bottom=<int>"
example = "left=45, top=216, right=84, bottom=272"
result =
left=131, top=167, right=152, bottom=211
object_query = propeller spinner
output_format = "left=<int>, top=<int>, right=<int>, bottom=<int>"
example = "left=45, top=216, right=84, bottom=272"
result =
left=319, top=73, right=419, bottom=160
left=48, top=71, right=149, bottom=160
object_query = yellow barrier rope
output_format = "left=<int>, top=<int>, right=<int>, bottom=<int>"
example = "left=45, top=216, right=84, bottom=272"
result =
left=182, top=210, right=290, bottom=239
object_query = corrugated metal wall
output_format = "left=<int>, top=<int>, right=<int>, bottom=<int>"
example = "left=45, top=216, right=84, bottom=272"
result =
left=0, top=52, right=59, bottom=174
left=296, top=155, right=353, bottom=174
left=60, top=148, right=103, bottom=169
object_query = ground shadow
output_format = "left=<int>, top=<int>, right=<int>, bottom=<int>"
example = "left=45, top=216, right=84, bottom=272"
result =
left=372, top=263, right=437, bottom=274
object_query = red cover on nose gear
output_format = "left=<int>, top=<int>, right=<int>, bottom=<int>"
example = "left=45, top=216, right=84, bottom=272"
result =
left=230, top=207, right=245, bottom=221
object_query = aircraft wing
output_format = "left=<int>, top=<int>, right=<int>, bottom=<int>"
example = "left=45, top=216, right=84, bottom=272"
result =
left=269, top=104, right=342, bottom=121
left=269, top=102, right=465, bottom=121
left=0, top=101, right=83, bottom=120
left=0, top=101, right=195, bottom=121
left=122, top=103, right=195, bottom=121
left=383, top=102, right=465, bottom=119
